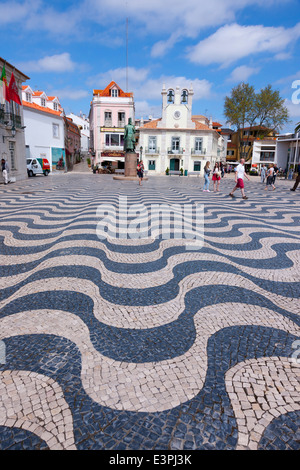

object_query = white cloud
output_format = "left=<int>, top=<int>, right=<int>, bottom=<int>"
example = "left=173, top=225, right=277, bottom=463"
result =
left=285, top=99, right=300, bottom=118
left=188, top=22, right=300, bottom=67
left=88, top=67, right=213, bottom=103
left=88, top=67, right=150, bottom=89
left=18, top=53, right=77, bottom=73
left=151, top=33, right=182, bottom=59
left=84, top=0, right=293, bottom=57
left=228, top=65, right=260, bottom=82
left=0, top=0, right=295, bottom=58
left=0, top=0, right=82, bottom=36
left=135, top=101, right=161, bottom=119
left=0, top=0, right=40, bottom=24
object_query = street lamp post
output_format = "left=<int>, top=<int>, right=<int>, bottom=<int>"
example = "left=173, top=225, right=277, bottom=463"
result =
left=2, top=125, right=16, bottom=143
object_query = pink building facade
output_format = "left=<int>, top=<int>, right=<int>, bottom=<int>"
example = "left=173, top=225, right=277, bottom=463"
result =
left=89, top=81, right=135, bottom=168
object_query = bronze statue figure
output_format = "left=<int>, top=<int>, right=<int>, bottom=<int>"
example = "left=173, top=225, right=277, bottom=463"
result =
left=123, top=117, right=136, bottom=153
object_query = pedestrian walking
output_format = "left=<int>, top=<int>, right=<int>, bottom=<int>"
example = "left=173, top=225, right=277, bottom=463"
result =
left=290, top=163, right=300, bottom=192
left=220, top=162, right=225, bottom=178
left=272, top=164, right=278, bottom=186
left=203, top=161, right=211, bottom=192
left=265, top=164, right=276, bottom=191
left=212, top=162, right=221, bottom=192
left=229, top=158, right=250, bottom=199
left=260, top=164, right=267, bottom=183
left=137, top=160, right=144, bottom=186
left=1, top=158, right=9, bottom=185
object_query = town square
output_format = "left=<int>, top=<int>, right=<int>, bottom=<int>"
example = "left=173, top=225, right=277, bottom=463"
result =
left=0, top=0, right=300, bottom=455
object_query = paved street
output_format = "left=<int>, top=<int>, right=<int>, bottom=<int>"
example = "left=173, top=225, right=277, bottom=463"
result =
left=0, top=169, right=299, bottom=451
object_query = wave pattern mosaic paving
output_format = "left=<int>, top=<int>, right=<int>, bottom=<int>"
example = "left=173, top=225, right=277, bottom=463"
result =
left=0, top=173, right=299, bottom=450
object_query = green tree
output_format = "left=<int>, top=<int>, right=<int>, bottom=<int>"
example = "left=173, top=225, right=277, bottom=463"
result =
left=224, top=82, right=256, bottom=159
left=224, top=83, right=290, bottom=161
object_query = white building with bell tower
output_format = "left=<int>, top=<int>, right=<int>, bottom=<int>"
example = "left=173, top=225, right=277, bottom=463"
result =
left=138, top=84, right=223, bottom=175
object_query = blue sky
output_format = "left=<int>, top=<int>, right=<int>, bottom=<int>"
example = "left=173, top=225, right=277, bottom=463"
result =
left=1, top=0, right=300, bottom=132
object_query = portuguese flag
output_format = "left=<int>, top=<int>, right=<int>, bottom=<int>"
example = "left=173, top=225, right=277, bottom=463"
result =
left=0, top=64, right=10, bottom=104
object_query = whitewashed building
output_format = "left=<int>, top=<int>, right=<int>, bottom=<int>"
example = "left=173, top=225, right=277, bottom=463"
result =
left=22, top=86, right=65, bottom=170
left=275, top=132, right=300, bottom=172
left=0, top=57, right=29, bottom=182
left=251, top=139, right=277, bottom=170
left=138, top=84, right=223, bottom=175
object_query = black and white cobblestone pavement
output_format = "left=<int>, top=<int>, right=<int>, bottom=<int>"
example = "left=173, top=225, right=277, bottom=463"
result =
left=0, top=169, right=299, bottom=451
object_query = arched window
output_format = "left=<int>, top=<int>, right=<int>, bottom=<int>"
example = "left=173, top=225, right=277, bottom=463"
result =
left=167, top=89, right=174, bottom=103
left=181, top=89, right=188, bottom=103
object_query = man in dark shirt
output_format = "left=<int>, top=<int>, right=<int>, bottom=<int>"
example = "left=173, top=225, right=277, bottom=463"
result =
left=1, top=158, right=9, bottom=184
left=290, top=163, right=300, bottom=191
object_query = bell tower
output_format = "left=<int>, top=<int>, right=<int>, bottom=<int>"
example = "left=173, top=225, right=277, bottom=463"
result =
left=187, top=83, right=194, bottom=128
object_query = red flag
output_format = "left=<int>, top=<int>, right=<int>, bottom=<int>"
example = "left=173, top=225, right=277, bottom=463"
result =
left=8, top=72, right=22, bottom=105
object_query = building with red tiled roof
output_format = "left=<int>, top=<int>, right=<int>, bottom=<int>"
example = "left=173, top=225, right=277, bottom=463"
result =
left=93, top=81, right=133, bottom=98
left=230, top=125, right=277, bottom=163
left=138, top=84, right=225, bottom=175
left=22, top=86, right=66, bottom=170
left=64, top=116, right=81, bottom=168
left=89, top=81, right=135, bottom=168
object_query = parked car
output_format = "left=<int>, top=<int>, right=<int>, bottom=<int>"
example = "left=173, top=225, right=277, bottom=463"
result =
left=27, top=158, right=50, bottom=177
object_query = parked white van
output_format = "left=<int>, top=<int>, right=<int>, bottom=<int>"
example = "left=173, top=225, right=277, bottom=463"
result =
left=27, top=158, right=51, bottom=177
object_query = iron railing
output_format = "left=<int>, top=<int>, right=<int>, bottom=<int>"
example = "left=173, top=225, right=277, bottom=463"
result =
left=145, top=147, right=160, bottom=154
left=191, top=148, right=206, bottom=155
left=0, top=110, right=22, bottom=128
left=167, top=147, right=184, bottom=154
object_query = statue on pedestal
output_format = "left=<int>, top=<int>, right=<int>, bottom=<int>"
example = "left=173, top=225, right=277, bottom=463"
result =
left=123, top=118, right=136, bottom=153
left=114, top=117, right=147, bottom=180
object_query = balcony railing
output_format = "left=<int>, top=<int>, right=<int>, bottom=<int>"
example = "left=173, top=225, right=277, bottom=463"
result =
left=118, top=121, right=125, bottom=128
left=277, top=133, right=299, bottom=140
left=0, top=110, right=22, bottom=128
left=145, top=147, right=160, bottom=154
left=168, top=147, right=184, bottom=155
left=191, top=148, right=206, bottom=155
left=104, top=120, right=112, bottom=127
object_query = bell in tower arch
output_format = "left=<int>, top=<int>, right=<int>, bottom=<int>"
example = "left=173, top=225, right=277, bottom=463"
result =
left=181, top=89, right=188, bottom=103
left=167, top=89, right=174, bottom=103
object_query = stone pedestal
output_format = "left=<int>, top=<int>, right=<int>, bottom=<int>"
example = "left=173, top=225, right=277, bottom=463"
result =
left=125, top=152, right=138, bottom=177
left=113, top=152, right=148, bottom=181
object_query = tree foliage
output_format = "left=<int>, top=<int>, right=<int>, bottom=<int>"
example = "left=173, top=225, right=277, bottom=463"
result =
left=224, top=82, right=290, bottom=160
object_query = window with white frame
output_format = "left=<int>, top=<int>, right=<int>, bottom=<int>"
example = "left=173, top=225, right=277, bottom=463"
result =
left=104, top=112, right=112, bottom=126
left=172, top=137, right=180, bottom=152
left=195, top=137, right=203, bottom=152
left=118, top=112, right=125, bottom=126
left=105, top=133, right=124, bottom=147
left=41, top=98, right=46, bottom=107
left=25, top=92, right=31, bottom=103
left=53, top=102, right=58, bottom=111
left=111, top=89, right=118, bottom=97
left=148, top=136, right=157, bottom=152
left=53, top=123, right=59, bottom=138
